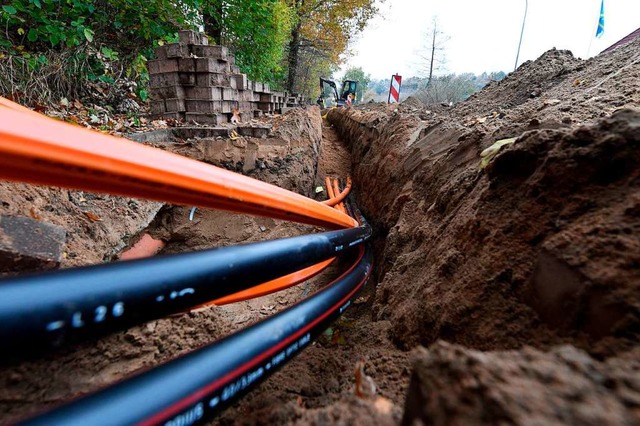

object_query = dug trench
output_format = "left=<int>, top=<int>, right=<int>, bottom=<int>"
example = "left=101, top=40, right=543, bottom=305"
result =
left=0, top=106, right=407, bottom=425
left=0, top=40, right=639, bottom=426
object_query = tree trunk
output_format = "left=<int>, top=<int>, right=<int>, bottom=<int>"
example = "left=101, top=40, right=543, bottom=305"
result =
left=286, top=21, right=301, bottom=93
left=203, top=1, right=223, bottom=44
left=427, top=24, right=436, bottom=88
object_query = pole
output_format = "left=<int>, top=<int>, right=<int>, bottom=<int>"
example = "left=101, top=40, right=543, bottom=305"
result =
left=587, top=0, right=603, bottom=58
left=514, top=0, right=528, bottom=71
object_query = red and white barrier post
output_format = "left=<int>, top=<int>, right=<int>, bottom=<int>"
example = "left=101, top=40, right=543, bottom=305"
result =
left=388, top=74, right=402, bottom=104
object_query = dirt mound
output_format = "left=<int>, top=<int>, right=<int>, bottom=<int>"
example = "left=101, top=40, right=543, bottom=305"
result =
left=461, top=48, right=582, bottom=111
left=327, top=42, right=640, bottom=423
left=0, top=184, right=162, bottom=270
left=403, top=342, right=640, bottom=426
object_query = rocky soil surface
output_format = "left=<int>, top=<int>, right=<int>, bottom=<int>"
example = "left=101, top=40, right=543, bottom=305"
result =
left=327, top=38, right=640, bottom=424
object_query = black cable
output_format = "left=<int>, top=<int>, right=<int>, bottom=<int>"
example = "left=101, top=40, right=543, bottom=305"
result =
left=20, top=245, right=372, bottom=426
left=0, top=224, right=371, bottom=357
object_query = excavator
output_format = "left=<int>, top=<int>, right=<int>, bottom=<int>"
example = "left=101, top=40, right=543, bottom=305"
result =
left=317, top=77, right=359, bottom=108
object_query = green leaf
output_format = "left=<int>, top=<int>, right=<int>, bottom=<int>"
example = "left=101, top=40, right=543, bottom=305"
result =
left=31, top=0, right=42, bottom=9
left=2, top=5, right=17, bottom=14
left=27, top=28, right=38, bottom=42
left=83, top=28, right=93, bottom=42
left=49, top=32, right=60, bottom=46
left=138, top=89, right=149, bottom=102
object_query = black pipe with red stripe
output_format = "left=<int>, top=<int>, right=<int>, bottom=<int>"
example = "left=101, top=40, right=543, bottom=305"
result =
left=0, top=223, right=370, bottom=358
left=21, top=244, right=372, bottom=425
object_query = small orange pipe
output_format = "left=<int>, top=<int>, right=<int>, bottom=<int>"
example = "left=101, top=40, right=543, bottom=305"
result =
left=119, top=234, right=166, bottom=260
left=325, top=176, right=336, bottom=200
left=322, top=176, right=351, bottom=206
left=333, top=179, right=346, bottom=214
left=198, top=182, right=349, bottom=306
left=0, top=99, right=357, bottom=230
left=204, top=257, right=335, bottom=306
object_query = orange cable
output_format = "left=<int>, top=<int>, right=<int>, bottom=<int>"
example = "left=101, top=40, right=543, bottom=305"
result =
left=198, top=181, right=348, bottom=306
left=333, top=179, right=346, bottom=214
left=197, top=175, right=351, bottom=306
left=322, top=176, right=351, bottom=206
left=203, top=257, right=335, bottom=306
left=0, top=98, right=356, bottom=230
left=325, top=176, right=336, bottom=200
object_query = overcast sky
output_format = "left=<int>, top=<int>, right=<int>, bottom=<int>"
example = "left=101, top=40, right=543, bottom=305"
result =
left=339, top=0, right=640, bottom=80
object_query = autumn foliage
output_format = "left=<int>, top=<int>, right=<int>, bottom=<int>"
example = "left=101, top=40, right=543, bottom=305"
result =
left=0, top=0, right=378, bottom=105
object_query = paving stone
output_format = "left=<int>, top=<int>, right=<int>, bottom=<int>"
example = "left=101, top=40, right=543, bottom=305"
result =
left=220, top=100, right=234, bottom=114
left=238, top=90, right=253, bottom=102
left=178, top=58, right=196, bottom=73
left=154, top=46, right=168, bottom=60
left=233, top=74, right=249, bottom=90
left=165, top=98, right=186, bottom=112
left=147, top=59, right=179, bottom=74
left=0, top=215, right=66, bottom=273
left=150, top=73, right=180, bottom=88
left=150, top=86, right=185, bottom=100
left=172, top=127, right=230, bottom=139
left=178, top=73, right=196, bottom=86
left=185, top=87, right=223, bottom=101
left=184, top=113, right=227, bottom=125
left=190, top=45, right=229, bottom=59
left=221, top=87, right=237, bottom=101
left=178, top=30, right=200, bottom=45
left=238, top=101, right=253, bottom=111
left=185, top=100, right=223, bottom=113
left=195, top=58, right=230, bottom=73
left=165, top=43, right=188, bottom=59
left=195, top=72, right=228, bottom=87
left=257, top=102, right=272, bottom=112
left=260, top=93, right=275, bottom=103
left=150, top=100, right=166, bottom=114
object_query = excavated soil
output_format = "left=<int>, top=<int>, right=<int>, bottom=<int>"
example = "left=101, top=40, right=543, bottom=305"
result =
left=326, top=39, right=640, bottom=424
left=1, top=39, right=640, bottom=426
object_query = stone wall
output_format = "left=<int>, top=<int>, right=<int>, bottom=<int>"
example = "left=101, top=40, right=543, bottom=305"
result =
left=149, top=30, right=302, bottom=125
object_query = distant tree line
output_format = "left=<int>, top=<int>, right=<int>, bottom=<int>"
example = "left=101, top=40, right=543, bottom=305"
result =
left=365, top=72, right=507, bottom=105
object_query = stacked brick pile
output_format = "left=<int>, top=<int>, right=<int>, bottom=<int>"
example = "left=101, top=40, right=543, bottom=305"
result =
left=149, top=30, right=303, bottom=125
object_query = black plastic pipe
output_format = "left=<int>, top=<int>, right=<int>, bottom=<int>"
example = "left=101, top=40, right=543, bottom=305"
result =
left=20, top=245, right=372, bottom=426
left=0, top=224, right=370, bottom=356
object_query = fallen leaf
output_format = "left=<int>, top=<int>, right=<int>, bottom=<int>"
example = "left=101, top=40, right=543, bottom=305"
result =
left=73, top=99, right=83, bottom=109
left=480, top=137, right=517, bottom=169
left=84, top=211, right=102, bottom=222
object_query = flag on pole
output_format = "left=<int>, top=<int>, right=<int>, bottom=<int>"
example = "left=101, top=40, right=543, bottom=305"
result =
left=595, top=0, right=605, bottom=38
